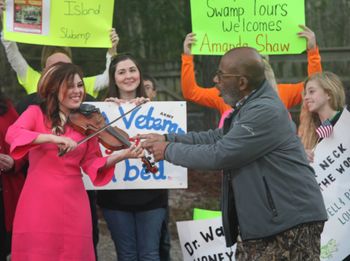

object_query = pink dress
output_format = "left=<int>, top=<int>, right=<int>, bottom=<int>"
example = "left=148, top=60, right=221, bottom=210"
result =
left=5, top=105, right=114, bottom=261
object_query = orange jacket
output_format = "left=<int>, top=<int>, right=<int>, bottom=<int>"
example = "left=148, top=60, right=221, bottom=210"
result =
left=181, top=47, right=322, bottom=115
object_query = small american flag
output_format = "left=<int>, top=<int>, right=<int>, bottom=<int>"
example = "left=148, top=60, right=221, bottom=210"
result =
left=316, top=119, right=333, bottom=139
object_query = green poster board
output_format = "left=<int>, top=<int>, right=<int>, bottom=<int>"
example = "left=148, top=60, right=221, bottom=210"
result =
left=190, top=0, right=305, bottom=55
left=3, top=0, right=114, bottom=47
left=193, top=208, right=222, bottom=220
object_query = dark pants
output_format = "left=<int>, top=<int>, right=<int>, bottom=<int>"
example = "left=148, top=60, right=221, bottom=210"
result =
left=235, top=221, right=324, bottom=261
left=159, top=206, right=171, bottom=261
left=0, top=192, right=11, bottom=261
left=87, top=190, right=99, bottom=261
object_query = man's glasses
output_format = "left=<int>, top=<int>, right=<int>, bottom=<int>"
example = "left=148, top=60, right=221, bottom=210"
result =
left=215, top=71, right=241, bottom=82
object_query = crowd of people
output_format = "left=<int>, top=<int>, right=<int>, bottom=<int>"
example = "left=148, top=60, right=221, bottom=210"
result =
left=1, top=0, right=349, bottom=260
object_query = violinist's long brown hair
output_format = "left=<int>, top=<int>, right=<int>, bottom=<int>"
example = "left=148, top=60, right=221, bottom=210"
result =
left=38, top=62, right=85, bottom=135
left=108, top=53, right=147, bottom=99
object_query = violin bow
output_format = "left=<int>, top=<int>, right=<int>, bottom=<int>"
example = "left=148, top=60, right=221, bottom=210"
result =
left=58, top=100, right=147, bottom=156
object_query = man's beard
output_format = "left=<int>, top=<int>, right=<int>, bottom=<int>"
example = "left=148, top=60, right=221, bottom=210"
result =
left=222, top=87, right=242, bottom=107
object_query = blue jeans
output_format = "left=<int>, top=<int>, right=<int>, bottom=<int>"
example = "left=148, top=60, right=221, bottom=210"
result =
left=103, top=208, right=166, bottom=261
left=159, top=206, right=171, bottom=261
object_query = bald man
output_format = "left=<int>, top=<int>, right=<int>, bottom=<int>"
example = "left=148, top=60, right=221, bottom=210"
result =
left=140, top=47, right=327, bottom=260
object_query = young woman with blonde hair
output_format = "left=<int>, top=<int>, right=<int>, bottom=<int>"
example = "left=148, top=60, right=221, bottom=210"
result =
left=298, top=71, right=346, bottom=161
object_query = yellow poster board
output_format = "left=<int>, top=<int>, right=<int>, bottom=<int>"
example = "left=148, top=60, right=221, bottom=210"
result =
left=3, top=0, right=114, bottom=47
left=190, top=0, right=306, bottom=55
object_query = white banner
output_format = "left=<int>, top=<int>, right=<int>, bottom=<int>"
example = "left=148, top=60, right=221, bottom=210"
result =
left=82, top=101, right=188, bottom=190
left=176, top=109, right=350, bottom=260
left=177, top=218, right=236, bottom=261
left=311, top=109, right=350, bottom=260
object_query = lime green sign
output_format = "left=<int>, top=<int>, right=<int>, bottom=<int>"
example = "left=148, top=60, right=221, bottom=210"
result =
left=190, top=0, right=305, bottom=55
left=193, top=208, right=222, bottom=220
left=3, top=0, right=114, bottom=47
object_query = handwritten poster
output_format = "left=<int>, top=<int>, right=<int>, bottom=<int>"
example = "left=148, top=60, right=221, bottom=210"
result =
left=177, top=109, right=350, bottom=260
left=3, top=0, right=114, bottom=47
left=82, top=101, right=188, bottom=190
left=190, top=0, right=305, bottom=55
left=311, top=108, right=350, bottom=260
left=177, top=218, right=236, bottom=261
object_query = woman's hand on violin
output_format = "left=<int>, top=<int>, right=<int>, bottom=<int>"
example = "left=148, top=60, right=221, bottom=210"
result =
left=33, top=134, right=77, bottom=156
left=105, top=143, right=145, bottom=168
left=129, top=97, right=150, bottom=106
left=51, top=135, right=78, bottom=154
left=123, top=143, right=145, bottom=159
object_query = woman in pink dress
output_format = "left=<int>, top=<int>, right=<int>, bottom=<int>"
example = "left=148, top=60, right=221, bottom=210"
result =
left=5, top=62, right=145, bottom=261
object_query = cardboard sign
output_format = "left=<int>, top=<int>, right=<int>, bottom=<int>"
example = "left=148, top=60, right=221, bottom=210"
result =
left=3, top=0, right=114, bottom=47
left=177, top=218, right=236, bottom=261
left=311, top=109, right=350, bottom=260
left=190, top=0, right=305, bottom=55
left=82, top=101, right=188, bottom=190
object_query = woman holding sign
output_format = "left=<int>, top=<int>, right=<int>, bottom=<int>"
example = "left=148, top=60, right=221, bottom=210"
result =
left=97, top=53, right=168, bottom=261
left=298, top=71, right=350, bottom=261
left=298, top=71, right=346, bottom=162
left=5, top=62, right=144, bottom=261
left=181, top=25, right=322, bottom=127
left=0, top=8, right=119, bottom=99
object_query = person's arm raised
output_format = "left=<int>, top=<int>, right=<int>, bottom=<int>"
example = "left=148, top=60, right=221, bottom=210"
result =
left=298, top=25, right=322, bottom=75
left=0, top=34, right=30, bottom=86
left=181, top=33, right=230, bottom=115
left=92, top=28, right=119, bottom=94
left=279, top=25, right=323, bottom=109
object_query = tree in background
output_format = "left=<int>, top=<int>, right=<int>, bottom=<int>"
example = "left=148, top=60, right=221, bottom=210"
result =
left=1, top=0, right=350, bottom=116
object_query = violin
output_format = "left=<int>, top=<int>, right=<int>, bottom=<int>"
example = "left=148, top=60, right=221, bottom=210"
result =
left=60, top=103, right=158, bottom=174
